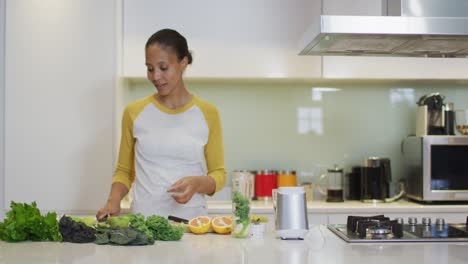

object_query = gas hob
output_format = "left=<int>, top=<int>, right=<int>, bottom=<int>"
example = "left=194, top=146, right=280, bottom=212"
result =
left=328, top=215, right=468, bottom=243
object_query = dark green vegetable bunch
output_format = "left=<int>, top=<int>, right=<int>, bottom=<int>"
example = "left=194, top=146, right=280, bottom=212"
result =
left=59, top=216, right=96, bottom=243
left=95, top=227, right=154, bottom=245
left=0, top=201, right=62, bottom=242
left=146, top=215, right=185, bottom=241
left=232, top=190, right=251, bottom=237
left=233, top=191, right=250, bottom=223
left=128, top=213, right=153, bottom=238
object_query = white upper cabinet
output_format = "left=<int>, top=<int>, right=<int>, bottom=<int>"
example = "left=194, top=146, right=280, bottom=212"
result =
left=323, top=0, right=384, bottom=15
left=123, top=0, right=321, bottom=79
left=322, top=56, right=468, bottom=80
left=125, top=0, right=468, bottom=80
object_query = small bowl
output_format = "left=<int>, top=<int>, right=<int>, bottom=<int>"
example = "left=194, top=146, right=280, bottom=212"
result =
left=455, top=109, right=468, bottom=135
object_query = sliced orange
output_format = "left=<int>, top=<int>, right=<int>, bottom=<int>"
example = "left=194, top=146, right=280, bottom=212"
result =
left=188, top=216, right=211, bottom=234
left=211, top=216, right=232, bottom=234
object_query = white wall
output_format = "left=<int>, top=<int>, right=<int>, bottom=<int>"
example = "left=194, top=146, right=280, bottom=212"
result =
left=0, top=0, right=5, bottom=218
left=123, top=0, right=321, bottom=79
left=4, top=0, right=116, bottom=213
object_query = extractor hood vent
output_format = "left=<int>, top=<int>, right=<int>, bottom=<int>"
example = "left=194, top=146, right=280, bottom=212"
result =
left=299, top=0, right=468, bottom=58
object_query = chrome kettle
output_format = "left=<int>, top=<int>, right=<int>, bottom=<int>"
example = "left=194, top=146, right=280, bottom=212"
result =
left=273, top=187, right=309, bottom=240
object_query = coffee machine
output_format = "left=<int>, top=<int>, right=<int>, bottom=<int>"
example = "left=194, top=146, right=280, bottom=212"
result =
left=416, top=93, right=455, bottom=136
left=361, top=157, right=391, bottom=203
left=361, top=157, right=405, bottom=203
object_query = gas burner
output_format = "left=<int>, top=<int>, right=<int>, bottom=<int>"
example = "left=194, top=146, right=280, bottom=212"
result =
left=367, top=225, right=391, bottom=236
left=329, top=215, right=468, bottom=243
left=347, top=215, right=389, bottom=232
left=347, top=215, right=403, bottom=239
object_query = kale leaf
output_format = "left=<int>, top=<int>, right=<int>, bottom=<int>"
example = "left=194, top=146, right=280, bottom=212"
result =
left=59, top=215, right=96, bottom=243
left=128, top=213, right=153, bottom=238
left=95, top=227, right=154, bottom=245
left=146, top=215, right=185, bottom=241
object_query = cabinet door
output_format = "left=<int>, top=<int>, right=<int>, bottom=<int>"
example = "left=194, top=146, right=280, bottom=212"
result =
left=323, top=0, right=383, bottom=15
left=323, top=56, right=468, bottom=80
left=5, top=0, right=115, bottom=212
left=123, top=0, right=321, bottom=79
left=308, top=214, right=328, bottom=224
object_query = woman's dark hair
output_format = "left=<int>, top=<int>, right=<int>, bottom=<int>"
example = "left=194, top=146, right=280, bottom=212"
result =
left=145, top=29, right=193, bottom=64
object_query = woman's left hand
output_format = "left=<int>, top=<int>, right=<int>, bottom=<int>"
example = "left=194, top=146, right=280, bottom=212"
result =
left=168, top=176, right=216, bottom=204
left=167, top=176, right=201, bottom=204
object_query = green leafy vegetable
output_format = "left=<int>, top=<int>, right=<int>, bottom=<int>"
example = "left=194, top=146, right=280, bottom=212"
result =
left=95, top=227, right=154, bottom=245
left=232, top=191, right=251, bottom=237
left=233, top=191, right=250, bottom=221
left=127, top=213, right=152, bottom=238
left=0, top=201, right=62, bottom=242
left=59, top=215, right=96, bottom=243
left=107, top=216, right=130, bottom=228
left=100, top=214, right=184, bottom=242
left=70, top=216, right=97, bottom=228
left=146, top=215, right=185, bottom=241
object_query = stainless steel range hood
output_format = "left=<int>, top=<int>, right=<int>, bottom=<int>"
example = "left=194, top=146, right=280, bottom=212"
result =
left=299, top=0, right=468, bottom=58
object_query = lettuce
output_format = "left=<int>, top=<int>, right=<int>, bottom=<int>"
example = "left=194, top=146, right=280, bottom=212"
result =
left=0, top=201, right=62, bottom=242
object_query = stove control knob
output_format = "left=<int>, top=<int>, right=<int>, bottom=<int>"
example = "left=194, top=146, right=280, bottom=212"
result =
left=435, top=218, right=445, bottom=226
left=408, top=217, right=417, bottom=225
left=422, top=217, right=431, bottom=226
left=395, top=217, right=404, bottom=225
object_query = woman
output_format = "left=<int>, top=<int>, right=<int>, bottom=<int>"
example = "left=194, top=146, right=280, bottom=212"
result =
left=96, top=29, right=226, bottom=220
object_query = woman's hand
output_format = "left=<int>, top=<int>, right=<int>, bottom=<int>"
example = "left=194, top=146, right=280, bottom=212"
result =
left=168, top=176, right=216, bottom=204
left=96, top=199, right=121, bottom=221
left=96, top=182, right=128, bottom=221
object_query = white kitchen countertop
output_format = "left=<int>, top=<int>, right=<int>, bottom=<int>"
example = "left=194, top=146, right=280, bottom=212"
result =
left=206, top=199, right=468, bottom=214
left=1, top=226, right=467, bottom=264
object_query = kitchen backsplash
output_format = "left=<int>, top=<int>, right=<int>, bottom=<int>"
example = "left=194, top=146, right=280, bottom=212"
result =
left=121, top=79, right=468, bottom=196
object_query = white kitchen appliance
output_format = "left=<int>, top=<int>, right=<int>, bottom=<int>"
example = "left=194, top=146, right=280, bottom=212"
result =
left=273, top=187, right=309, bottom=240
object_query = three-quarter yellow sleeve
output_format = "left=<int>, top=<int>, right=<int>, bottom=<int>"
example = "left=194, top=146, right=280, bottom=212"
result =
left=198, top=100, right=227, bottom=194
left=112, top=106, right=136, bottom=190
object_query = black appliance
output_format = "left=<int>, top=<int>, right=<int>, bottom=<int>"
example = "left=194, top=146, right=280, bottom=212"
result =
left=361, top=157, right=391, bottom=203
left=346, top=166, right=362, bottom=200
left=416, top=93, right=455, bottom=136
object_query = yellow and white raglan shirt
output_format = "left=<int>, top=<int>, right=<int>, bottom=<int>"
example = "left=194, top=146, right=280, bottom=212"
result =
left=112, top=94, right=226, bottom=219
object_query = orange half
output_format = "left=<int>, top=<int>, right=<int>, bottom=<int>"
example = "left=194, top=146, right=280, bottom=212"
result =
left=188, top=216, right=211, bottom=234
left=211, top=216, right=232, bottom=234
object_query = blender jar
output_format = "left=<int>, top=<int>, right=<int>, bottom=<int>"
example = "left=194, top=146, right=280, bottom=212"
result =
left=232, top=171, right=252, bottom=238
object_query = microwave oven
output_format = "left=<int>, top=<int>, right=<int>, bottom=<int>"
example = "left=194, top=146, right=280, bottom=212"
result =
left=402, top=136, right=468, bottom=202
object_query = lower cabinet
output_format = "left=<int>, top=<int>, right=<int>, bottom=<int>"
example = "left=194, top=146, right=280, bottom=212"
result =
left=308, top=214, right=328, bottom=225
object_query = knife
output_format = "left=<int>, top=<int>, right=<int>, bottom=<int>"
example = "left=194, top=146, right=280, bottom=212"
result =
left=168, top=215, right=189, bottom=224
left=98, top=214, right=109, bottom=223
